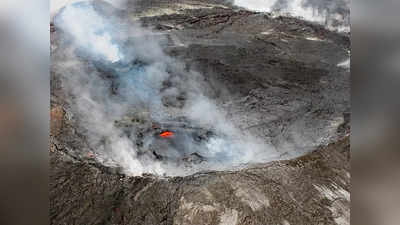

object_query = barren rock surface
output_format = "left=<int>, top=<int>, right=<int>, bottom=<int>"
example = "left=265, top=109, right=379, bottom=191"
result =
left=51, top=136, right=349, bottom=225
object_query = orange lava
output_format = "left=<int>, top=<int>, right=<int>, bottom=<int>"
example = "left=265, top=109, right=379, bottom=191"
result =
left=160, top=131, right=174, bottom=138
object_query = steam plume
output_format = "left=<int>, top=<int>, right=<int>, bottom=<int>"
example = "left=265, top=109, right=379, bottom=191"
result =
left=52, top=1, right=278, bottom=176
left=233, top=0, right=350, bottom=32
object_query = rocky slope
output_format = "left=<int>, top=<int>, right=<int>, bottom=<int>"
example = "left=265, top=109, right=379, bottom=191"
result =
left=50, top=0, right=350, bottom=224
left=51, top=136, right=349, bottom=225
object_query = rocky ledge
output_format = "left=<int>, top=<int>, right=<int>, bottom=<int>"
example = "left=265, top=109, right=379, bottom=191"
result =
left=51, top=137, right=349, bottom=225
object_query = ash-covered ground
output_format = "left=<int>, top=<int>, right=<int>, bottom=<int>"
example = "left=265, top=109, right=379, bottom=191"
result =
left=50, top=0, right=350, bottom=224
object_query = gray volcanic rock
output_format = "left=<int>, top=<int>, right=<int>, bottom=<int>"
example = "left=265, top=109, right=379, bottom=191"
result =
left=51, top=0, right=349, bottom=159
left=50, top=0, right=350, bottom=224
left=146, top=6, right=350, bottom=156
left=51, top=136, right=349, bottom=225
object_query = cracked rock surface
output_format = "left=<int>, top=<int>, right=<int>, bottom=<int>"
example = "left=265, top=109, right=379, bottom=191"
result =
left=51, top=137, right=349, bottom=225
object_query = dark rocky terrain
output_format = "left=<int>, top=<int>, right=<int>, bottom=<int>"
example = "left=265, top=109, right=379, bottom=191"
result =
left=51, top=136, right=349, bottom=225
left=50, top=0, right=350, bottom=224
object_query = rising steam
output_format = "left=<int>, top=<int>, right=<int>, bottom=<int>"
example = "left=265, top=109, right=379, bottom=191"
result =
left=52, top=1, right=278, bottom=176
left=57, top=3, right=123, bottom=62
left=233, top=0, right=350, bottom=32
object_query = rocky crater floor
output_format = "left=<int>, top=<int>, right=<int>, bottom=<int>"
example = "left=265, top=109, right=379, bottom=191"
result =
left=50, top=0, right=350, bottom=224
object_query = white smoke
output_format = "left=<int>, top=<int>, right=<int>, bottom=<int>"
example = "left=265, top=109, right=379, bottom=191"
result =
left=52, top=1, right=278, bottom=176
left=56, top=3, right=123, bottom=62
left=233, top=0, right=350, bottom=32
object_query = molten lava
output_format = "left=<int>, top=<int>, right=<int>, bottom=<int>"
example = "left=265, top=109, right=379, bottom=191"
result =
left=160, top=131, right=174, bottom=138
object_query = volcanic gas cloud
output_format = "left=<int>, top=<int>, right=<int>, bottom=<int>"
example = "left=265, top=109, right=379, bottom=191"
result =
left=52, top=0, right=278, bottom=176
